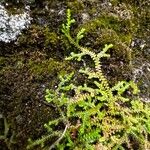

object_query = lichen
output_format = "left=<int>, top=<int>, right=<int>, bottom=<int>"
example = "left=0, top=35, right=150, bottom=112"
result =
left=0, top=4, right=31, bottom=43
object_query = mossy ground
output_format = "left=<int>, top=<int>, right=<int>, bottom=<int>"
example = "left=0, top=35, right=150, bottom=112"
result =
left=0, top=0, right=149, bottom=149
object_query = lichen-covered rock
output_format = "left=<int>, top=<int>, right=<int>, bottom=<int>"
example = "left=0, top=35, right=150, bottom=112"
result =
left=0, top=4, right=31, bottom=43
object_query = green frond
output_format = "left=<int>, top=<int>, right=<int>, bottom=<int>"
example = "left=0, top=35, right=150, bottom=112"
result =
left=76, top=28, right=86, bottom=44
left=27, top=131, right=61, bottom=149
left=129, top=80, right=140, bottom=94
left=70, top=93, right=91, bottom=104
left=80, top=129, right=101, bottom=143
left=65, top=52, right=85, bottom=61
left=61, top=9, right=75, bottom=36
left=111, top=81, right=131, bottom=95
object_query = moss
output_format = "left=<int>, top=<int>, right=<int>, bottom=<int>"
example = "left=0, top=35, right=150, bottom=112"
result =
left=0, top=51, right=74, bottom=149
left=2, top=1, right=25, bottom=15
left=28, top=58, right=73, bottom=79
left=67, top=0, right=84, bottom=13
left=43, top=27, right=59, bottom=47
left=73, top=4, right=137, bottom=64
left=79, top=12, right=134, bottom=34
left=17, top=24, right=44, bottom=46
left=118, top=33, right=132, bottom=45
left=0, top=57, right=8, bottom=69
left=110, top=0, right=120, bottom=5
left=78, top=16, right=113, bottom=33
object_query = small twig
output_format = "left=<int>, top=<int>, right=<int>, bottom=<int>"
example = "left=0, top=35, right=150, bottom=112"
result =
left=49, top=124, right=68, bottom=150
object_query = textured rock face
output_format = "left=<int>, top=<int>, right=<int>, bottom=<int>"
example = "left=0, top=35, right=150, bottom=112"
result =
left=0, top=4, right=31, bottom=43
left=0, top=0, right=149, bottom=149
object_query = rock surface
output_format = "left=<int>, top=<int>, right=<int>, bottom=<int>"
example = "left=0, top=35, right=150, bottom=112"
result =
left=0, top=0, right=149, bottom=149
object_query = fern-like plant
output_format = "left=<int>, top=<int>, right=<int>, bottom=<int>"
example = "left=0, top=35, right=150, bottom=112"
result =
left=27, top=9, right=150, bottom=150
